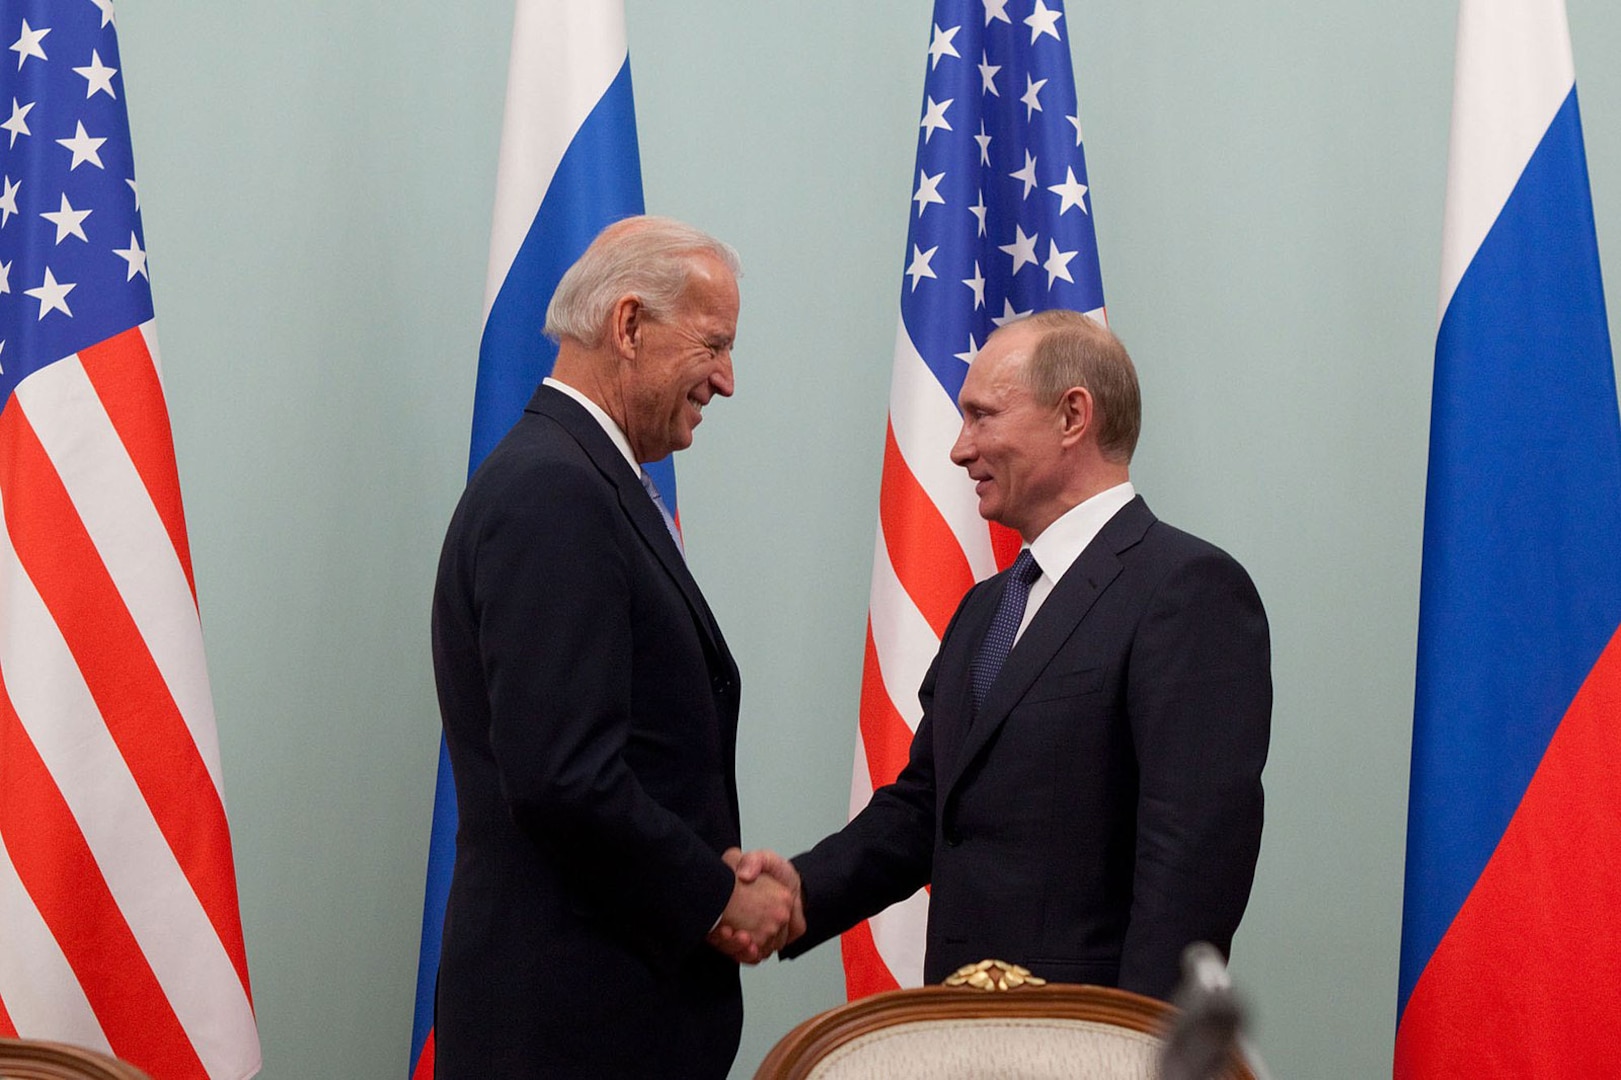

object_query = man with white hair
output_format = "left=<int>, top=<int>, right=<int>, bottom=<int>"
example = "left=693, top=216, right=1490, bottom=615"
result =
left=431, top=216, right=794, bottom=1078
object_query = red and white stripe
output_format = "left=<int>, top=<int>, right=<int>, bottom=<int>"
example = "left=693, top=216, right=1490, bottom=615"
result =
left=0, top=323, right=260, bottom=1079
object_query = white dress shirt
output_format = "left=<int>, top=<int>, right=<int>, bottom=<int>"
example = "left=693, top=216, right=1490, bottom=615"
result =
left=1015, top=481, right=1136, bottom=642
left=544, top=376, right=643, bottom=478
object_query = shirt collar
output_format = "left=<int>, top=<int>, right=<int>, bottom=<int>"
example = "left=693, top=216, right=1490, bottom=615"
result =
left=1026, top=481, right=1136, bottom=585
left=543, top=376, right=640, bottom=477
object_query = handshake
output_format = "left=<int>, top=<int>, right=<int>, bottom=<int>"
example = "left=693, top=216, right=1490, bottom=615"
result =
left=706, top=848, right=806, bottom=964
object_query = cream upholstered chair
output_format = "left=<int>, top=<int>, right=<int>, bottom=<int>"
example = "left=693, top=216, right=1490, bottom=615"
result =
left=754, top=960, right=1255, bottom=1080
left=0, top=1038, right=153, bottom=1080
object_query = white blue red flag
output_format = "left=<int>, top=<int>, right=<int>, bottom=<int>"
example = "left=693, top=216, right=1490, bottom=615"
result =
left=407, top=2, right=649, bottom=1075
left=0, top=2, right=260, bottom=1077
left=1398, top=0, right=1621, bottom=1073
left=845, top=0, right=1106, bottom=997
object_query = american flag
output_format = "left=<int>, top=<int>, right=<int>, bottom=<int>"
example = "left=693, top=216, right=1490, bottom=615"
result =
left=0, top=3, right=260, bottom=1077
left=844, top=0, right=1106, bottom=997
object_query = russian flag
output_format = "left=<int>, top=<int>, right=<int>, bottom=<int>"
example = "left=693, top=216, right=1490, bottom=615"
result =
left=1397, top=1, right=1621, bottom=1075
left=407, top=3, right=650, bottom=1076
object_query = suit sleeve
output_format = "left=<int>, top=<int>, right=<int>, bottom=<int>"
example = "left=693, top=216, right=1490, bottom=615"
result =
left=782, top=593, right=980, bottom=958
left=783, top=705, right=936, bottom=956
left=1119, top=550, right=1271, bottom=998
left=472, top=461, right=734, bottom=965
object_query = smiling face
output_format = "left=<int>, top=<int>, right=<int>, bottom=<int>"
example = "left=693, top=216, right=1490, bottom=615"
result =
left=620, top=252, right=739, bottom=462
left=950, top=323, right=1072, bottom=540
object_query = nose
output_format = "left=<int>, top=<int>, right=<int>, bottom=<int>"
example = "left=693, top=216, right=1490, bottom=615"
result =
left=949, top=417, right=974, bottom=467
left=711, top=349, right=735, bottom=398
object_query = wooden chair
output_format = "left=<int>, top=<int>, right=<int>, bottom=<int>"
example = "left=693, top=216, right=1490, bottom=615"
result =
left=0, top=1038, right=153, bottom=1080
left=755, top=960, right=1255, bottom=1080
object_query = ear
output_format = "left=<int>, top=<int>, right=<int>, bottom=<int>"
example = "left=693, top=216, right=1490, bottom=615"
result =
left=607, top=294, right=643, bottom=360
left=1057, top=386, right=1093, bottom=447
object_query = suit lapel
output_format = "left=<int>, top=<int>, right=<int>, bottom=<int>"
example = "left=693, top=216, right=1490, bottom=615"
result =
left=931, top=580, right=1000, bottom=786
left=529, top=386, right=737, bottom=681
left=943, top=497, right=1156, bottom=797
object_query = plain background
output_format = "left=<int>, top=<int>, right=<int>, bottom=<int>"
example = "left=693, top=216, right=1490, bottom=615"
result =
left=108, top=1, right=1621, bottom=1077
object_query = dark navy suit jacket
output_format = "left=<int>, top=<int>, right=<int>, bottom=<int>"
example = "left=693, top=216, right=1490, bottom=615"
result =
left=431, top=385, right=743, bottom=1078
left=786, top=497, right=1271, bottom=1000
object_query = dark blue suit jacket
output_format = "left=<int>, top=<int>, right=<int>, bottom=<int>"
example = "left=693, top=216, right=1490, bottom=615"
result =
left=431, top=385, right=743, bottom=1078
left=786, top=497, right=1271, bottom=1000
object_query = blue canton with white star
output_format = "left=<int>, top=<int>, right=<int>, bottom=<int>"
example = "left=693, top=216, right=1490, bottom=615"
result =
left=900, top=0, right=1104, bottom=407
left=0, top=0, right=152, bottom=406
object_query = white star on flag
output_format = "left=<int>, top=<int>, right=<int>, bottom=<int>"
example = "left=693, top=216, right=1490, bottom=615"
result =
left=114, top=232, right=148, bottom=280
left=992, top=296, right=1035, bottom=327
left=962, top=260, right=986, bottom=308
left=968, top=190, right=988, bottom=235
left=999, top=223, right=1039, bottom=274
left=89, top=0, right=117, bottom=28
left=57, top=120, right=107, bottom=169
left=114, top=230, right=147, bottom=277
left=24, top=266, right=75, bottom=319
left=1067, top=113, right=1083, bottom=145
left=1009, top=149, right=1039, bottom=198
left=74, top=50, right=119, bottom=98
left=920, top=95, right=953, bottom=142
left=906, top=244, right=939, bottom=290
left=928, top=23, right=961, bottom=69
left=0, top=258, right=10, bottom=294
left=978, top=51, right=1000, bottom=95
left=0, top=176, right=18, bottom=226
left=983, top=0, right=1011, bottom=25
left=1021, top=73, right=1047, bottom=119
left=1044, top=239, right=1078, bottom=286
left=10, top=20, right=49, bottom=70
left=1048, top=166, right=1089, bottom=214
left=954, top=333, right=981, bottom=365
left=974, top=121, right=992, bottom=165
left=41, top=193, right=92, bottom=243
left=3, top=98, right=33, bottom=147
left=1025, top=0, right=1064, bottom=43
left=914, top=169, right=947, bottom=216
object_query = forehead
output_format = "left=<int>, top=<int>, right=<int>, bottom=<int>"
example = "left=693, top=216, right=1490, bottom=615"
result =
left=676, top=253, right=740, bottom=323
left=962, top=326, right=1038, bottom=403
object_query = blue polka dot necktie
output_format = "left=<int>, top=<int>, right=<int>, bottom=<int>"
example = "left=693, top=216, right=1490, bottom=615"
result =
left=970, top=549, right=1042, bottom=715
left=640, top=472, right=685, bottom=558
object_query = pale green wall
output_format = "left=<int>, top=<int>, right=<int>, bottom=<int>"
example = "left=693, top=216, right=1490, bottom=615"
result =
left=113, top=2, right=1621, bottom=1077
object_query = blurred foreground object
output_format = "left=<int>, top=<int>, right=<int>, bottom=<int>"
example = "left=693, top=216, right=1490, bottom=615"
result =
left=0, top=1037, right=153, bottom=1080
left=1160, top=943, right=1269, bottom=1080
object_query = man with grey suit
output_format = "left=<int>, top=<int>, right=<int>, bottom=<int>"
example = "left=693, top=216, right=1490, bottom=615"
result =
left=757, top=310, right=1271, bottom=1000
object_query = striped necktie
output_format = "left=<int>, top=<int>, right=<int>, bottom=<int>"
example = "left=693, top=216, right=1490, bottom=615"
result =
left=969, top=549, right=1042, bottom=714
left=640, top=471, right=684, bottom=558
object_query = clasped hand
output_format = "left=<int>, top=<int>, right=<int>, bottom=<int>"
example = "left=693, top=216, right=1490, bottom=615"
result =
left=706, top=847, right=805, bottom=964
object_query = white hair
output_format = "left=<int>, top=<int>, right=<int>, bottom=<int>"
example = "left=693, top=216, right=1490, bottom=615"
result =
left=544, top=215, right=742, bottom=347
